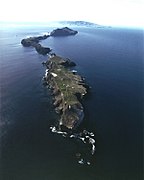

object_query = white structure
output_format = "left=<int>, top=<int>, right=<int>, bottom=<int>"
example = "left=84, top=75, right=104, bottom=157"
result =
left=51, top=72, right=58, bottom=77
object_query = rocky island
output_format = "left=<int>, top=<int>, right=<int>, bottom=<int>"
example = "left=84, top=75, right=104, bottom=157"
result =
left=21, top=27, right=78, bottom=55
left=21, top=34, right=51, bottom=55
left=21, top=27, right=86, bottom=129
left=21, top=27, right=96, bottom=164
left=50, top=27, right=78, bottom=36
left=44, top=55, right=88, bottom=129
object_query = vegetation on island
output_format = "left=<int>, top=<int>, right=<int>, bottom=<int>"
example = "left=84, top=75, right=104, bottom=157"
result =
left=45, top=55, right=88, bottom=129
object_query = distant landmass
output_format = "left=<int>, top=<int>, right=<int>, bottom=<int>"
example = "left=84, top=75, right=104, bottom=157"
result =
left=0, top=21, right=111, bottom=28
left=57, top=21, right=107, bottom=28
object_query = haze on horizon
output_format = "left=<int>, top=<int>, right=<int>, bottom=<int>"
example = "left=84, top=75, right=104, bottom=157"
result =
left=0, top=0, right=143, bottom=28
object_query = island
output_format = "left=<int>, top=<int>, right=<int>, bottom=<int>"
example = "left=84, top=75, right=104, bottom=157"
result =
left=21, top=27, right=96, bottom=164
left=50, top=27, right=78, bottom=36
left=21, top=27, right=78, bottom=55
left=58, top=21, right=111, bottom=28
left=21, top=27, right=87, bottom=129
left=21, top=34, right=51, bottom=55
left=58, top=21, right=101, bottom=27
left=44, top=55, right=88, bottom=129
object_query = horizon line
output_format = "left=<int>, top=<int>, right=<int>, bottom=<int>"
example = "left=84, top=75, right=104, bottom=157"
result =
left=0, top=20, right=143, bottom=29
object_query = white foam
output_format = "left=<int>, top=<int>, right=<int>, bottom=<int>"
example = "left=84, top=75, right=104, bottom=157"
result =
left=26, top=35, right=32, bottom=38
left=62, top=134, right=67, bottom=137
left=70, top=135, right=75, bottom=138
left=90, top=132, right=94, bottom=136
left=41, top=32, right=50, bottom=36
left=89, top=137, right=95, bottom=144
left=45, top=72, right=48, bottom=77
left=51, top=127, right=56, bottom=132
left=78, top=159, right=84, bottom=164
left=91, top=144, right=96, bottom=155
left=79, top=137, right=86, bottom=143
left=45, top=69, right=49, bottom=77
left=87, top=161, right=91, bottom=165
left=50, top=126, right=68, bottom=136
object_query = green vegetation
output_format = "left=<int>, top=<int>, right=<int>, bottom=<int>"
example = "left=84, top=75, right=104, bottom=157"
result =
left=49, top=56, right=86, bottom=106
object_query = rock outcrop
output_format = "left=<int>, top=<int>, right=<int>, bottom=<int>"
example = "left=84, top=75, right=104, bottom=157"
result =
left=50, top=27, right=78, bottom=36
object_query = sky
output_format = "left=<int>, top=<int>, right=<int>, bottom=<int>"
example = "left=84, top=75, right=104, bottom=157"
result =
left=0, top=0, right=143, bottom=27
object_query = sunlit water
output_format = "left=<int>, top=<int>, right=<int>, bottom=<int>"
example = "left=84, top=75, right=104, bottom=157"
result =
left=0, top=24, right=143, bottom=180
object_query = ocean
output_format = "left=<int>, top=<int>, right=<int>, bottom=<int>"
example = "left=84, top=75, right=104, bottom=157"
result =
left=0, top=23, right=143, bottom=180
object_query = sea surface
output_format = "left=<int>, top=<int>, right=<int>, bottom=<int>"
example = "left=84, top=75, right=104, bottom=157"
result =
left=0, top=23, right=143, bottom=180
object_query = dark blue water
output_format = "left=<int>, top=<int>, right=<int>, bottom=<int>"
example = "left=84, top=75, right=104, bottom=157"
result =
left=0, top=24, right=143, bottom=180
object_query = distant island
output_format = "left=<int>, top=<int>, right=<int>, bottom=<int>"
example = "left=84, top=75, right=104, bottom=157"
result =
left=21, top=34, right=51, bottom=55
left=21, top=27, right=78, bottom=55
left=57, top=21, right=109, bottom=28
left=50, top=27, right=78, bottom=36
